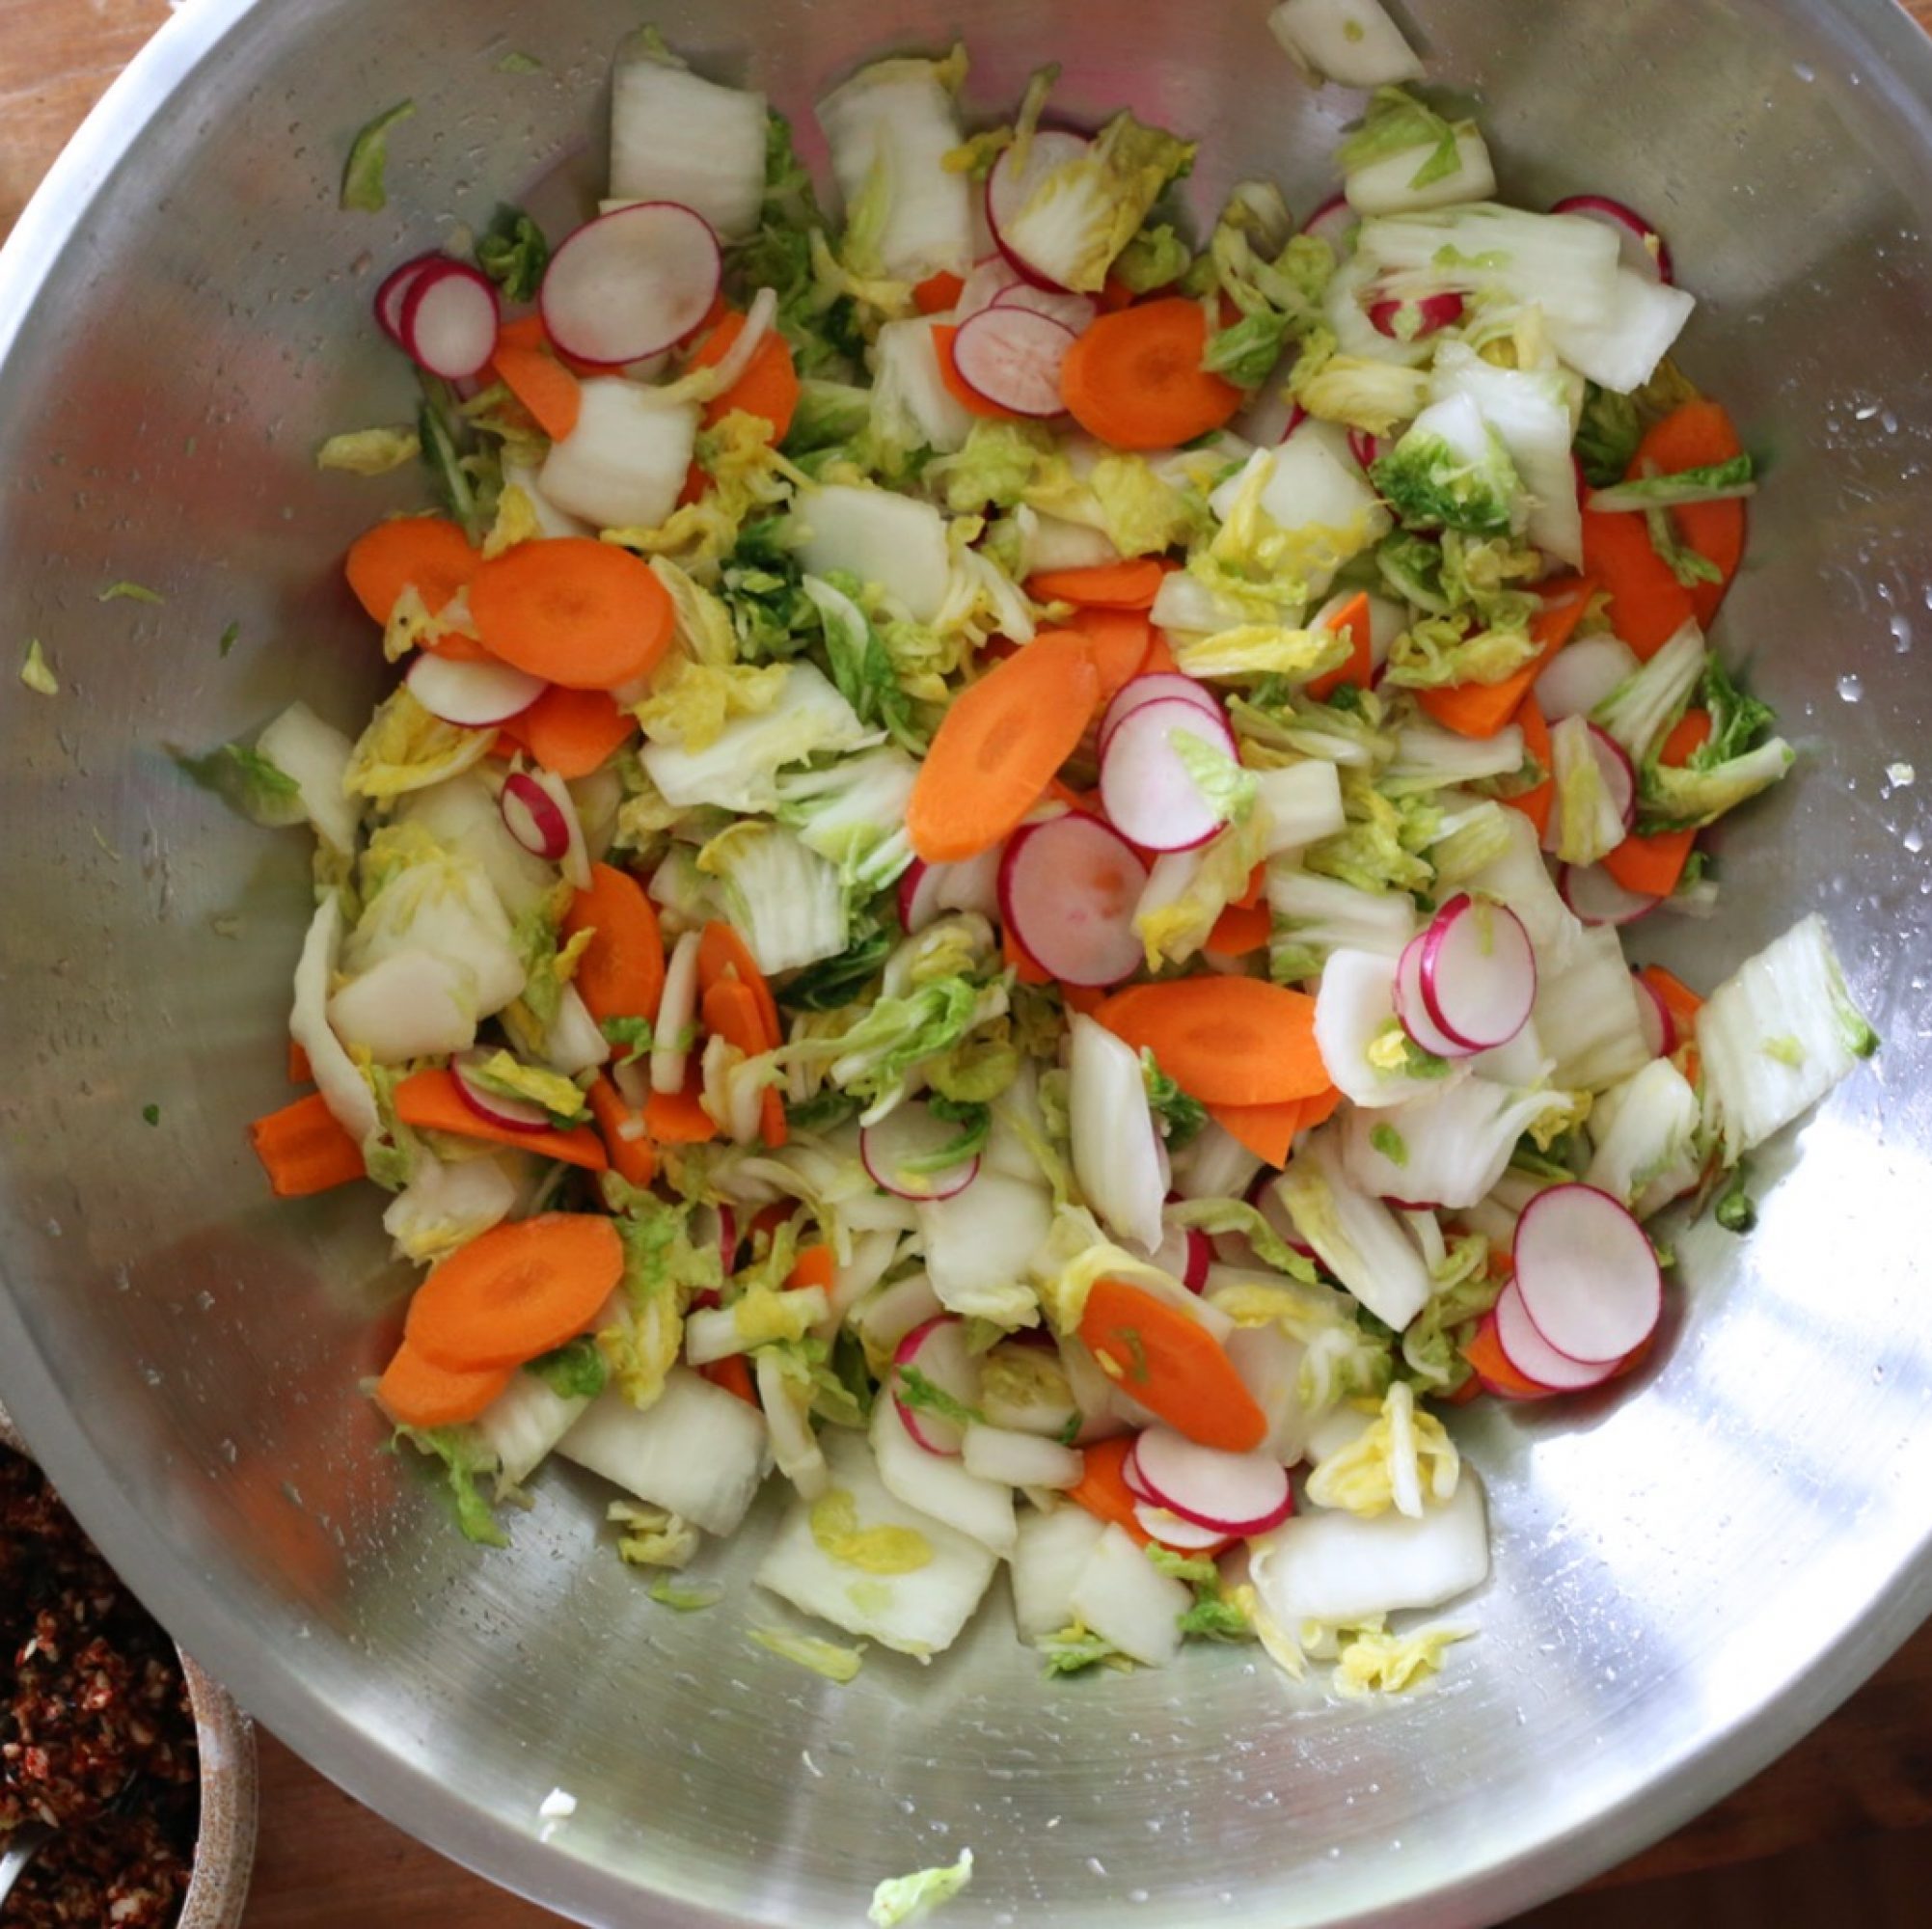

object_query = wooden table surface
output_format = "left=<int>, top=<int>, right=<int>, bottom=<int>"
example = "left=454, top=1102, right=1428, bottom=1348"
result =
left=5, top=4, right=1929, bottom=1924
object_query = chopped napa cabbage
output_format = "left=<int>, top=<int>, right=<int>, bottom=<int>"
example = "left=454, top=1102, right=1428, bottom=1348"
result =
left=632, top=657, right=791, bottom=752
left=1269, top=0, right=1423, bottom=91
left=1114, top=221, right=1193, bottom=292
left=696, top=821, right=848, bottom=973
left=1585, top=1056, right=1703, bottom=1219
left=1592, top=619, right=1705, bottom=765
left=1135, top=796, right=1271, bottom=970
left=18, top=638, right=57, bottom=695
left=808, top=1485, right=934, bottom=1574
left=867, top=1853, right=975, bottom=1929
left=609, top=41, right=768, bottom=240
left=390, top=1423, right=506, bottom=1547
left=1548, top=712, right=1627, bottom=867
left=927, top=420, right=1056, bottom=516
left=792, top=482, right=952, bottom=624
left=1267, top=865, right=1416, bottom=983
left=610, top=1500, right=701, bottom=1570
left=1338, top=89, right=1494, bottom=217
left=1575, top=382, right=1644, bottom=487
left=1304, top=1381, right=1459, bottom=1520
left=464, top=1049, right=589, bottom=1123
left=785, top=974, right=998, bottom=1120
left=748, top=1625, right=867, bottom=1682
left=1341, top=1074, right=1574, bottom=1209
left=802, top=573, right=924, bottom=747
left=344, top=686, right=493, bottom=800
left=316, top=425, right=420, bottom=475
left=1331, top=1619, right=1472, bottom=1698
left=1277, top=1124, right=1433, bottom=1329
left=1532, top=922, right=1654, bottom=1094
left=1292, top=340, right=1431, bottom=435
left=173, top=739, right=305, bottom=830
left=774, top=746, right=918, bottom=892
left=1372, top=393, right=1524, bottom=538
left=1640, top=731, right=1794, bottom=832
left=539, top=380, right=699, bottom=534
left=1544, top=266, right=1697, bottom=395
left=252, top=703, right=359, bottom=856
left=1589, top=453, right=1756, bottom=515
left=1028, top=1202, right=1197, bottom=1334
left=867, top=316, right=975, bottom=470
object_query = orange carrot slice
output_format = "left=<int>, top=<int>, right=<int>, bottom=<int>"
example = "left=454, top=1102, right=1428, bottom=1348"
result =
left=643, top=1069, right=719, bottom=1146
left=393, top=1069, right=608, bottom=1169
left=1024, top=558, right=1168, bottom=611
left=1580, top=508, right=1696, bottom=660
left=562, top=863, right=667, bottom=1025
left=1066, top=607, right=1156, bottom=711
left=586, top=1074, right=657, bottom=1188
left=696, top=922, right=780, bottom=1046
left=691, top=311, right=803, bottom=441
left=1600, top=706, right=1712, bottom=897
left=492, top=342, right=581, bottom=442
left=1093, top=977, right=1328, bottom=1106
left=469, top=537, right=674, bottom=691
left=785, top=1245, right=836, bottom=1294
left=1058, top=298, right=1243, bottom=450
left=1631, top=400, right=1746, bottom=627
left=1205, top=899, right=1271, bottom=959
left=249, top=1092, right=366, bottom=1197
left=1305, top=590, right=1374, bottom=702
left=912, top=270, right=966, bottom=314
left=1209, top=1097, right=1305, bottom=1166
left=520, top=684, right=638, bottom=780
left=1415, top=576, right=1596, bottom=738
left=287, top=1038, right=313, bottom=1085
left=344, top=517, right=479, bottom=624
left=701, top=1354, right=760, bottom=1405
left=375, top=1343, right=513, bottom=1428
left=1077, top=1279, right=1268, bottom=1453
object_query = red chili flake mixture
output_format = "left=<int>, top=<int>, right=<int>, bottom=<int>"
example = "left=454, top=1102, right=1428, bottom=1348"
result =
left=1, top=1447, right=199, bottom=1927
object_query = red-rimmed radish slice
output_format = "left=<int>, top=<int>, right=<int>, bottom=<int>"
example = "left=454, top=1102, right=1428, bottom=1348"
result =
left=1299, top=191, right=1356, bottom=254
left=891, top=1315, right=983, bottom=1456
left=1512, top=1182, right=1662, bottom=1365
left=398, top=261, right=501, bottom=379
left=1347, top=426, right=1385, bottom=472
left=952, top=255, right=1025, bottom=321
left=499, top=770, right=571, bottom=860
left=450, top=1047, right=555, bottom=1132
left=1549, top=194, right=1674, bottom=285
left=1589, top=721, right=1638, bottom=828
left=1416, top=893, right=1537, bottom=1052
left=1492, top=1284, right=1616, bottom=1392
left=1394, top=932, right=1477, bottom=1060
left=526, top=766, right=590, bottom=890
left=1098, top=672, right=1225, bottom=756
left=406, top=651, right=546, bottom=727
left=1122, top=1440, right=1156, bottom=1504
left=949, top=306, right=1076, bottom=418
left=1632, top=968, right=1676, bottom=1056
left=997, top=815, right=1148, bottom=988
left=1131, top=1425, right=1294, bottom=1535
left=539, top=201, right=721, bottom=367
left=897, top=845, right=1004, bottom=935
left=1098, top=696, right=1238, bottom=854
left=1532, top=632, right=1640, bottom=722
left=1151, top=1222, right=1212, bottom=1293
left=376, top=253, right=442, bottom=344
left=994, top=284, right=1098, bottom=333
left=1560, top=862, right=1661, bottom=928
left=1132, top=1500, right=1229, bottom=1551
left=985, top=129, right=1092, bottom=289
left=1367, top=290, right=1465, bottom=340
left=860, top=1100, right=984, bottom=1201
left=691, top=1202, right=741, bottom=1273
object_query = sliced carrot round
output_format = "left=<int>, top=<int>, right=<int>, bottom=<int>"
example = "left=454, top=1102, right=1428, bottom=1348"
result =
left=1077, top=1279, right=1267, bottom=1454
left=404, top=1213, right=624, bottom=1372
left=1065, top=607, right=1156, bottom=710
left=907, top=631, right=1100, bottom=863
left=523, top=684, right=638, bottom=779
left=586, top=1074, right=657, bottom=1188
left=563, top=863, right=667, bottom=1025
left=493, top=341, right=582, bottom=443
left=692, top=312, right=802, bottom=441
left=696, top=921, right=780, bottom=1046
left=1094, top=976, right=1326, bottom=1106
left=1058, top=298, right=1243, bottom=450
left=374, top=1342, right=512, bottom=1428
left=469, top=537, right=674, bottom=691
left=344, top=517, right=479, bottom=625
left=1025, top=559, right=1167, bottom=610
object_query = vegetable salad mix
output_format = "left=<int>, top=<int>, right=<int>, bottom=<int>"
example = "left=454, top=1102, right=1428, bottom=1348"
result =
left=228, top=0, right=1878, bottom=1705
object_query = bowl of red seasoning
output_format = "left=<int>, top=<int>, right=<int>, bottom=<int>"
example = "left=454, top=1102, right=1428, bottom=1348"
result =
left=0, top=1407, right=257, bottom=1929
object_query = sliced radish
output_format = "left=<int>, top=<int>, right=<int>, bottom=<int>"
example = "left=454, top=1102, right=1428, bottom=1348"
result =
left=540, top=202, right=721, bottom=367
left=1131, top=1426, right=1294, bottom=1535
left=1632, top=968, right=1676, bottom=1056
left=985, top=129, right=1092, bottom=289
left=860, top=1100, right=983, bottom=1201
left=1132, top=1501, right=1229, bottom=1552
left=1512, top=1182, right=1662, bottom=1365
left=375, top=253, right=442, bottom=344
left=1532, top=632, right=1640, bottom=722
left=949, top=306, right=1076, bottom=418
left=897, top=845, right=1003, bottom=934
left=891, top=1315, right=984, bottom=1457
left=1394, top=934, right=1475, bottom=1060
left=997, top=815, right=1148, bottom=988
left=952, top=255, right=1025, bottom=321
left=993, top=284, right=1099, bottom=333
left=1151, top=1222, right=1212, bottom=1293
left=1367, top=291, right=1465, bottom=340
left=1416, top=893, right=1537, bottom=1052
left=406, top=651, right=546, bottom=728
left=1494, top=1280, right=1619, bottom=1392
left=1589, top=722, right=1638, bottom=828
left=1299, top=191, right=1356, bottom=255
left=450, top=1047, right=554, bottom=1132
left=1098, top=697, right=1238, bottom=854
left=499, top=771, right=571, bottom=861
left=1549, top=194, right=1674, bottom=285
left=1098, top=673, right=1225, bottom=756
left=1560, top=862, right=1661, bottom=928
left=398, top=261, right=501, bottom=380
left=1347, top=427, right=1386, bottom=473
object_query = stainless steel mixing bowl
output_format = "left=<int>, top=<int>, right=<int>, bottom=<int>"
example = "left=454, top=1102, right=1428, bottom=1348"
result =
left=2, top=2, right=1929, bottom=1923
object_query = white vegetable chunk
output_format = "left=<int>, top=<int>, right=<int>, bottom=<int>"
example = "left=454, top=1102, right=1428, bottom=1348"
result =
left=1277, top=1124, right=1433, bottom=1330
left=327, top=949, right=477, bottom=1063
left=1268, top=0, right=1425, bottom=90
left=870, top=1395, right=1018, bottom=1556
left=1346, top=130, right=1495, bottom=218
left=610, top=53, right=769, bottom=240
left=793, top=482, right=953, bottom=623
left=1068, top=1523, right=1192, bottom=1667
left=917, top=1169, right=1054, bottom=1326
left=290, top=894, right=378, bottom=1144
left=539, top=379, right=699, bottom=531
left=1069, top=1014, right=1166, bottom=1256
left=476, top=1366, right=592, bottom=1488
left=256, top=702, right=359, bottom=854
left=1010, top=1504, right=1108, bottom=1644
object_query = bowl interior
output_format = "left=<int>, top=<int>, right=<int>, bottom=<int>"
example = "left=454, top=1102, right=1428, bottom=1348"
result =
left=3, top=3, right=1932, bottom=1926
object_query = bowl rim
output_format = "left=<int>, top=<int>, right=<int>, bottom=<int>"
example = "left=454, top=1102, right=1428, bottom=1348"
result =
left=4, top=3, right=1932, bottom=1925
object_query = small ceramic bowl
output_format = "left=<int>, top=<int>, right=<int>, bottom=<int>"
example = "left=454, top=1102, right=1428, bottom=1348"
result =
left=0, top=1401, right=258, bottom=1928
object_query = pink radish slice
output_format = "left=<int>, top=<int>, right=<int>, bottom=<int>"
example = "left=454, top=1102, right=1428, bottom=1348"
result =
left=1549, top=194, right=1673, bottom=284
left=375, top=254, right=442, bottom=343
left=539, top=202, right=721, bottom=366
left=406, top=651, right=546, bottom=727
left=1512, top=1182, right=1662, bottom=1365
left=1132, top=1500, right=1229, bottom=1551
left=1131, top=1426, right=1294, bottom=1535
left=985, top=129, right=1093, bottom=289
left=1097, top=672, right=1225, bottom=756
left=1099, top=697, right=1238, bottom=854
left=399, top=261, right=501, bottom=380
left=499, top=771, right=572, bottom=860
left=450, top=1048, right=554, bottom=1132
left=1532, top=634, right=1639, bottom=722
left=1632, top=969, right=1676, bottom=1056
left=1588, top=722, right=1638, bottom=828
left=1299, top=192, right=1356, bottom=253
left=993, top=284, right=1098, bottom=332
left=1560, top=862, right=1660, bottom=928
left=1122, top=1442, right=1156, bottom=1504
left=1394, top=932, right=1478, bottom=1060
left=1282, top=403, right=1309, bottom=443
left=897, top=845, right=1004, bottom=934
left=997, top=814, right=1148, bottom=988
left=1348, top=427, right=1385, bottom=472
left=949, top=306, right=1076, bottom=418
left=1494, top=1281, right=1619, bottom=1392
left=1367, top=291, right=1465, bottom=340
left=1151, top=1222, right=1212, bottom=1292
left=891, top=1316, right=984, bottom=1456
left=952, top=255, right=1024, bottom=321
left=1417, top=893, right=1537, bottom=1052
left=897, top=858, right=937, bottom=932
left=860, top=1100, right=983, bottom=1201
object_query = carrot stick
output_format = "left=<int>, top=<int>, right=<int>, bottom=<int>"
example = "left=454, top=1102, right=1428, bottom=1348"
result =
left=1002, top=919, right=1054, bottom=986
left=344, top=517, right=479, bottom=625
left=1208, top=1097, right=1304, bottom=1166
left=587, top=1074, right=657, bottom=1187
left=1580, top=507, right=1696, bottom=661
left=562, top=863, right=667, bottom=1025
left=1077, top=1278, right=1268, bottom=1453
left=1205, top=899, right=1271, bottom=959
left=249, top=1092, right=367, bottom=1197
left=785, top=1244, right=836, bottom=1294
left=1058, top=298, right=1243, bottom=450
left=1415, top=576, right=1597, bottom=738
left=1093, top=977, right=1328, bottom=1105
left=469, top=537, right=675, bottom=691
left=1066, top=607, right=1156, bottom=710
left=931, top=323, right=1025, bottom=421
left=393, top=1069, right=609, bottom=1169
left=696, top=922, right=780, bottom=1046
left=703, top=977, right=768, bottom=1056
left=701, top=1354, right=760, bottom=1405
left=643, top=1071, right=719, bottom=1146
left=1600, top=706, right=1711, bottom=897
left=912, top=270, right=966, bottom=314
left=907, top=630, right=1100, bottom=862
left=1504, top=697, right=1555, bottom=842
left=491, top=342, right=581, bottom=442
left=1024, top=558, right=1167, bottom=611
left=691, top=312, right=802, bottom=441
left=520, top=684, right=638, bottom=779
left=1460, top=1313, right=1550, bottom=1401
left=287, top=1038, right=313, bottom=1085
left=404, top=1212, right=625, bottom=1372
left=375, top=1343, right=512, bottom=1428
left=1305, top=590, right=1374, bottom=702
left=1631, top=400, right=1746, bottom=627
